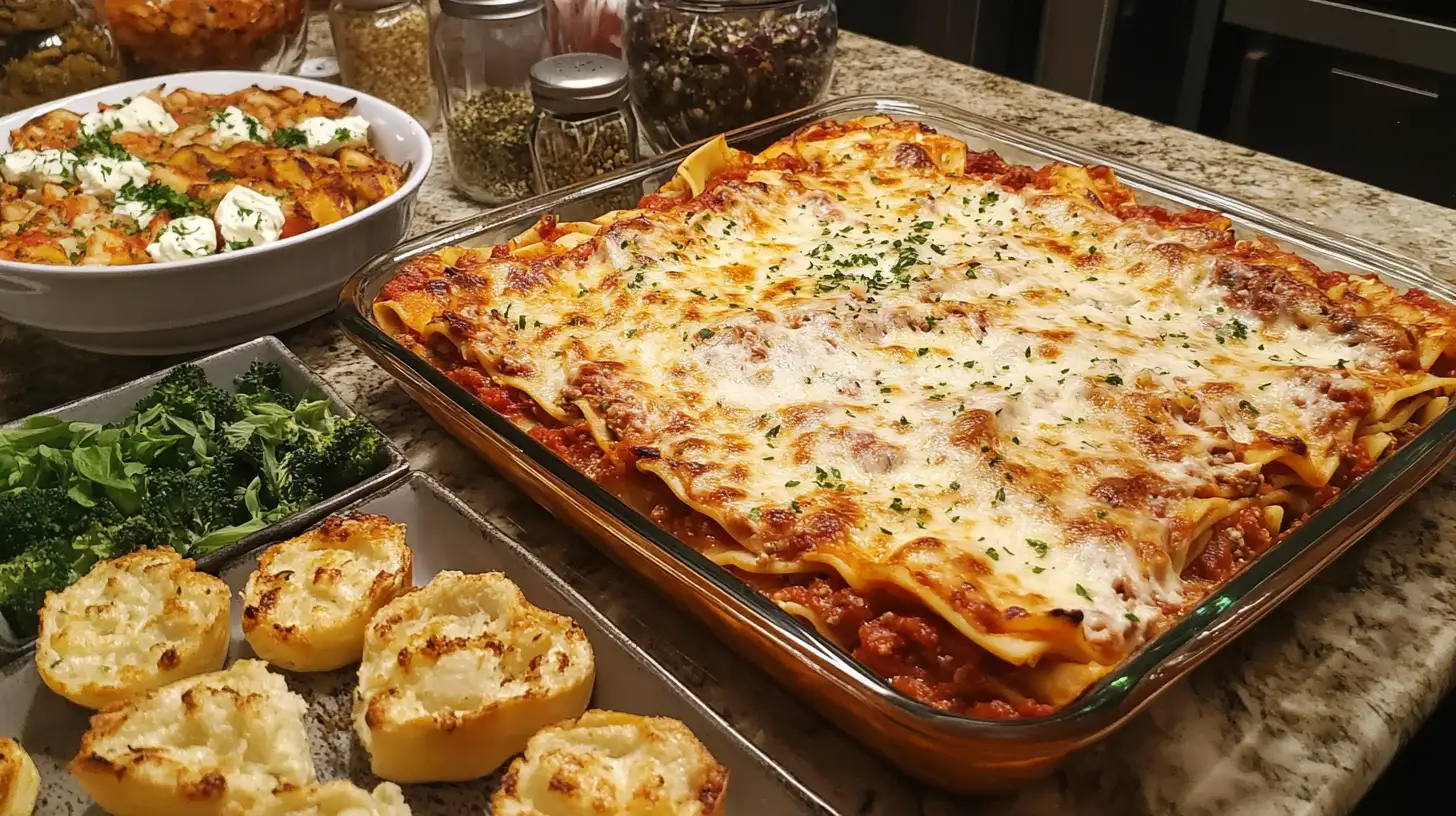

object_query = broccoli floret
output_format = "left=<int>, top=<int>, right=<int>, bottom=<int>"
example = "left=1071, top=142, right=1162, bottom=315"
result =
left=138, top=466, right=247, bottom=550
left=0, top=487, right=93, bottom=562
left=314, top=416, right=383, bottom=495
left=233, top=361, right=297, bottom=410
left=130, top=364, right=242, bottom=430
left=0, top=542, right=72, bottom=638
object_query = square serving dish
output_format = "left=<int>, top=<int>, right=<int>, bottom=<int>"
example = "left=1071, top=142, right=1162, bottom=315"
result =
left=336, top=95, right=1456, bottom=792
left=0, top=335, right=407, bottom=656
left=0, top=472, right=834, bottom=815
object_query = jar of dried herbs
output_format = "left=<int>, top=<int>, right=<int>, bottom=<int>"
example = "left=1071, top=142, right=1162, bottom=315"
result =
left=623, top=0, right=836, bottom=151
left=0, top=0, right=125, bottom=115
left=529, top=53, right=640, bottom=210
left=433, top=0, right=550, bottom=204
left=330, top=0, right=439, bottom=127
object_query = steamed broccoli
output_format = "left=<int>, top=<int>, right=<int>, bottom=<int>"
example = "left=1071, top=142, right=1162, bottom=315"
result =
left=0, top=359, right=389, bottom=634
left=233, top=361, right=297, bottom=410
left=0, top=543, right=71, bottom=637
left=0, top=492, right=161, bottom=636
left=0, top=487, right=92, bottom=562
left=130, top=364, right=241, bottom=430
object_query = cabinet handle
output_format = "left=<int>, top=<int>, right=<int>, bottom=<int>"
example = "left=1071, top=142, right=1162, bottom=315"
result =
left=1228, top=44, right=1269, bottom=145
left=1329, top=68, right=1440, bottom=99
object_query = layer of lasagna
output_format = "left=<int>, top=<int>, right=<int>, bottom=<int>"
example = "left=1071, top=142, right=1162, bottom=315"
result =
left=373, top=116, right=1456, bottom=717
left=1, top=85, right=405, bottom=266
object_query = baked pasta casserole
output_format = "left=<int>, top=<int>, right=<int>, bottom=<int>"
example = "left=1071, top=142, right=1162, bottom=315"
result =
left=373, top=116, right=1456, bottom=717
left=1, top=85, right=405, bottom=266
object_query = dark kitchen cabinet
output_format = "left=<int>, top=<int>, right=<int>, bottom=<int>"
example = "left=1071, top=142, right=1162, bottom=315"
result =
left=1208, top=33, right=1456, bottom=209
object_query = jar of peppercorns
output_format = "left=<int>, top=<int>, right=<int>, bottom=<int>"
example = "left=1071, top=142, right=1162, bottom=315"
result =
left=623, top=0, right=837, bottom=151
left=528, top=53, right=640, bottom=210
left=433, top=0, right=550, bottom=205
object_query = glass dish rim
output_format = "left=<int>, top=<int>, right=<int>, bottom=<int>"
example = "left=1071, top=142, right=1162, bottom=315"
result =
left=339, top=94, right=1456, bottom=739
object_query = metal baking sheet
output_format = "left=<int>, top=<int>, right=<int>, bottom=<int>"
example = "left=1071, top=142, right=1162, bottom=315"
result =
left=0, top=472, right=832, bottom=815
left=0, top=335, right=408, bottom=656
left=335, top=94, right=1456, bottom=792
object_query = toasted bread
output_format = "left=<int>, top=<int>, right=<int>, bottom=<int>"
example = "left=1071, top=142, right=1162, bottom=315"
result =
left=253, top=780, right=411, bottom=815
left=0, top=738, right=39, bottom=816
left=353, top=571, right=595, bottom=783
left=36, top=548, right=230, bottom=710
left=242, top=513, right=413, bottom=672
left=493, top=710, right=729, bottom=816
left=69, top=659, right=315, bottom=816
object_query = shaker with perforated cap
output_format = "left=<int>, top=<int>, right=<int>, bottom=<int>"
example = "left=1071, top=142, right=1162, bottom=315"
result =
left=528, top=52, right=641, bottom=207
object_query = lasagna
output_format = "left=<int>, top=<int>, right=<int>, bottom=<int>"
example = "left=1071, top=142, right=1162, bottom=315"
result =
left=1, top=85, right=405, bottom=266
left=373, top=116, right=1456, bottom=718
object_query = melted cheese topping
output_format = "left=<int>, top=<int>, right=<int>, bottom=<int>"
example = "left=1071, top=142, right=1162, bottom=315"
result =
left=356, top=571, right=593, bottom=724
left=376, top=119, right=1456, bottom=680
left=37, top=548, right=229, bottom=706
left=72, top=660, right=314, bottom=814
left=494, top=710, right=728, bottom=816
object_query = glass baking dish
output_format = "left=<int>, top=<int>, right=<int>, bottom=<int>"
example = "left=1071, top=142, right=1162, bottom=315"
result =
left=337, top=95, right=1456, bottom=793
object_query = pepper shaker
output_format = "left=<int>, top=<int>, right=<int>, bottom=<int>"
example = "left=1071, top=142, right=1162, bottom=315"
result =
left=329, top=0, right=439, bottom=127
left=528, top=53, right=640, bottom=209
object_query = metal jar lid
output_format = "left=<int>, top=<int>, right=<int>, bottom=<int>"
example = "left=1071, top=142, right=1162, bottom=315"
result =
left=438, top=0, right=544, bottom=20
left=530, top=53, right=630, bottom=116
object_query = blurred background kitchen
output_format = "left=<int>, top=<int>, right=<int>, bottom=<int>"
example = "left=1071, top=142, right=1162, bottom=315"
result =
left=840, top=0, right=1455, bottom=210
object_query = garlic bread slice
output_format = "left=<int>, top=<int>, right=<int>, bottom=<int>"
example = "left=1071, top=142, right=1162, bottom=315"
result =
left=254, top=780, right=411, bottom=816
left=493, top=710, right=729, bottom=816
left=0, top=738, right=39, bottom=816
left=37, top=548, right=230, bottom=709
left=242, top=513, right=413, bottom=672
left=353, top=571, right=595, bottom=783
left=70, top=659, right=315, bottom=816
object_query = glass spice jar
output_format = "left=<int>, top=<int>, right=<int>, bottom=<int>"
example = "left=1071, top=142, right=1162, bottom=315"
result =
left=529, top=53, right=640, bottom=210
left=623, top=0, right=837, bottom=151
left=433, top=0, right=550, bottom=205
left=0, top=0, right=125, bottom=115
left=330, top=0, right=438, bottom=127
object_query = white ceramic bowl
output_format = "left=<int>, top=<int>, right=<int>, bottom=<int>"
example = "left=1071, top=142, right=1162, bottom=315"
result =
left=0, top=71, right=433, bottom=355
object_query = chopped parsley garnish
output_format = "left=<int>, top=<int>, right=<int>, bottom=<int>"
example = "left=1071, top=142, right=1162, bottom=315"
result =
left=272, top=127, right=306, bottom=148
left=208, top=169, right=233, bottom=181
left=1238, top=400, right=1259, bottom=415
left=765, top=424, right=780, bottom=438
left=334, top=126, right=354, bottom=144
left=1075, top=584, right=1092, bottom=601
left=73, top=122, right=130, bottom=161
left=985, top=548, right=999, bottom=561
left=814, top=466, right=846, bottom=490
left=226, top=239, right=254, bottom=251
left=1026, top=539, right=1049, bottom=558
left=1104, top=374, right=1123, bottom=386
left=117, top=181, right=205, bottom=218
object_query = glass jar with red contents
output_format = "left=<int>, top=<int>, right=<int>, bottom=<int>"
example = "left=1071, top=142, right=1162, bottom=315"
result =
left=96, top=0, right=308, bottom=77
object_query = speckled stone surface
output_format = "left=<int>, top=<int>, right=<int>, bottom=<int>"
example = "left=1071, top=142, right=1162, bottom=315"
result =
left=4, top=26, right=1456, bottom=816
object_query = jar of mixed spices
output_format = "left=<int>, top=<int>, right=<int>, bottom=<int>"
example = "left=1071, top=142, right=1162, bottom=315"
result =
left=433, top=0, right=549, bottom=204
left=0, top=0, right=125, bottom=115
left=528, top=53, right=640, bottom=210
left=329, top=0, right=439, bottom=126
left=623, top=0, right=837, bottom=151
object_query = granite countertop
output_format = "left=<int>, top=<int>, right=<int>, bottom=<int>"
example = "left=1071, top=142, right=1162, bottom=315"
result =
left=4, top=29, right=1456, bottom=816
